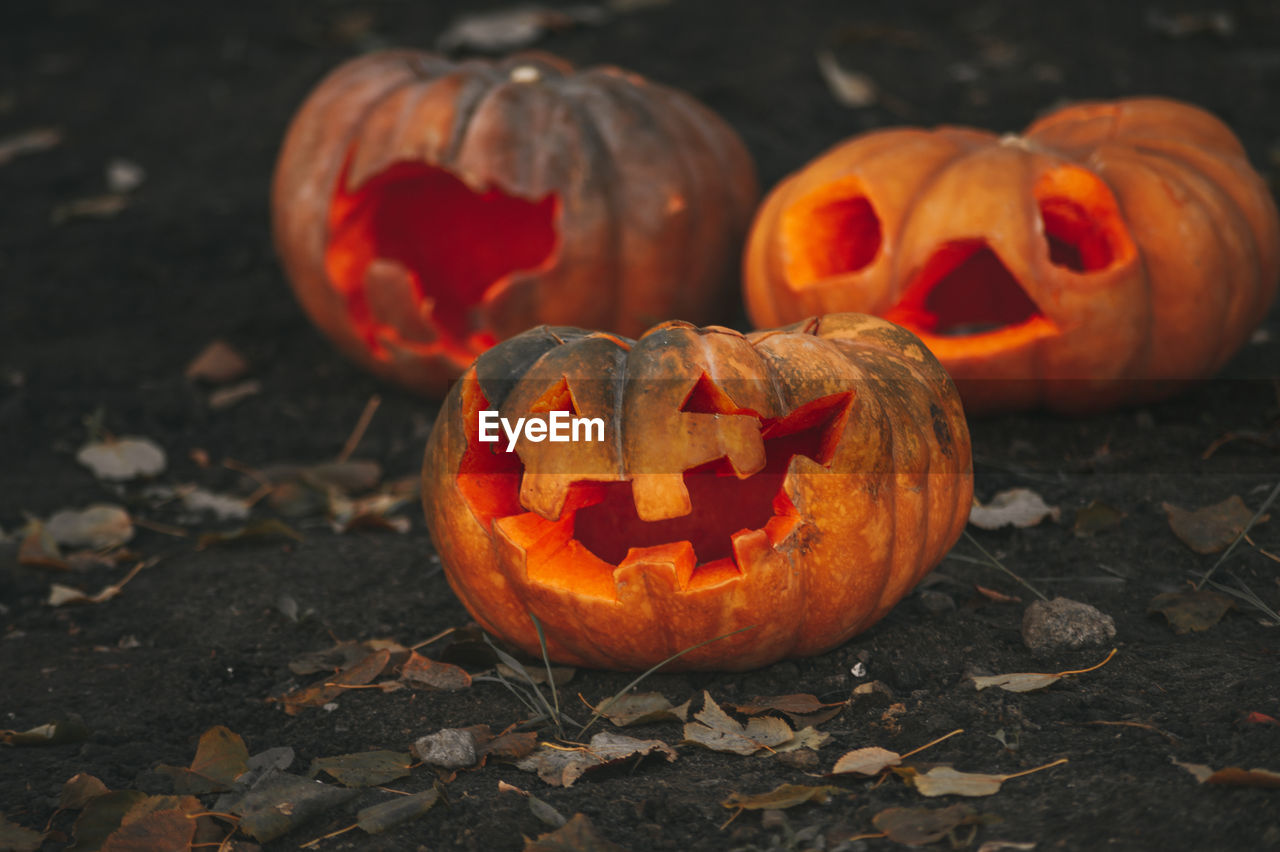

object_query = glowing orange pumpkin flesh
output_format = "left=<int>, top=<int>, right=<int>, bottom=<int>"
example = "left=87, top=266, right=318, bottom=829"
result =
left=457, top=383, right=848, bottom=601
left=325, top=159, right=560, bottom=364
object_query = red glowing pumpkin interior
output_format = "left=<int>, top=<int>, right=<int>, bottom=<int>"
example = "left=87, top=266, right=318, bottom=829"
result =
left=324, top=158, right=560, bottom=362
left=457, top=378, right=852, bottom=600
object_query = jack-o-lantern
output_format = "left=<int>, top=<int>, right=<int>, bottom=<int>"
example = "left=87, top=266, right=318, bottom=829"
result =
left=744, top=98, right=1280, bottom=413
left=422, top=314, right=972, bottom=671
left=273, top=50, right=757, bottom=395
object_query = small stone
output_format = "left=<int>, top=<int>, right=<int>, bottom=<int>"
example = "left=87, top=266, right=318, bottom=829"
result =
left=760, top=809, right=789, bottom=831
left=918, top=589, right=956, bottom=615
left=413, top=728, right=477, bottom=769
left=1022, top=597, right=1116, bottom=653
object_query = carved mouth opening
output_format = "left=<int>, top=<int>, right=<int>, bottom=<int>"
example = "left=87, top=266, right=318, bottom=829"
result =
left=886, top=240, right=1045, bottom=337
left=325, top=159, right=560, bottom=363
left=456, top=383, right=851, bottom=600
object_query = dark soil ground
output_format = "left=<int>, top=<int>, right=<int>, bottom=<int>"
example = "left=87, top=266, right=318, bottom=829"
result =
left=3, top=1, right=1280, bottom=850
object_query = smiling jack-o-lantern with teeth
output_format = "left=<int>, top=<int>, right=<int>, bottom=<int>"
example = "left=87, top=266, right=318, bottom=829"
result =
left=422, top=314, right=972, bottom=671
left=744, top=98, right=1280, bottom=413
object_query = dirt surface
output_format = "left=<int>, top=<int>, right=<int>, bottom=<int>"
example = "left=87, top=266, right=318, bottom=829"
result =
left=3, top=1, right=1280, bottom=850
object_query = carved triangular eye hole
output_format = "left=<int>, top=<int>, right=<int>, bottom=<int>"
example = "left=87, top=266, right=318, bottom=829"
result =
left=528, top=376, right=578, bottom=415
left=680, top=372, right=756, bottom=416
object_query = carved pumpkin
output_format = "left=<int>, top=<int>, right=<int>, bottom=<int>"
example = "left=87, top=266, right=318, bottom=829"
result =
left=744, top=98, right=1280, bottom=413
left=422, top=314, right=972, bottom=671
left=273, top=50, right=758, bottom=395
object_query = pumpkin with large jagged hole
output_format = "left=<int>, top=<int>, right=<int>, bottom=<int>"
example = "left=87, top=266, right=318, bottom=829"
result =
left=273, top=50, right=757, bottom=395
left=744, top=98, right=1280, bottom=413
left=422, top=314, right=972, bottom=671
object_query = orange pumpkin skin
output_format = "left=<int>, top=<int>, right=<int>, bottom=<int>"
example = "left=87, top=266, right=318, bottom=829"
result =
left=744, top=98, right=1280, bottom=413
left=422, top=314, right=972, bottom=671
left=273, top=51, right=758, bottom=396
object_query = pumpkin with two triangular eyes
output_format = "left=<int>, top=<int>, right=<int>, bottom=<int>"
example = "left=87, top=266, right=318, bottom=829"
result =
left=422, top=314, right=972, bottom=671
left=744, top=98, right=1280, bottom=413
left=273, top=50, right=757, bottom=396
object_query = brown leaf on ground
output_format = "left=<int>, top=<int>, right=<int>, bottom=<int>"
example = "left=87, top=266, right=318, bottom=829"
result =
left=280, top=649, right=392, bottom=715
left=722, top=783, right=845, bottom=812
left=815, top=48, right=877, bottom=108
left=400, top=651, right=472, bottom=690
left=593, top=692, right=690, bottom=727
left=895, top=758, right=1067, bottom=797
left=524, top=812, right=629, bottom=852
left=208, top=379, right=262, bottom=410
left=1148, top=589, right=1235, bottom=634
left=18, top=520, right=68, bottom=570
left=832, top=746, right=903, bottom=776
left=0, top=126, right=62, bottom=166
left=197, top=519, right=302, bottom=550
left=67, top=791, right=149, bottom=851
left=101, top=806, right=197, bottom=852
left=229, top=771, right=359, bottom=842
left=48, top=559, right=149, bottom=607
left=76, top=437, right=166, bottom=481
left=1, top=717, right=91, bottom=747
left=683, top=692, right=795, bottom=755
left=1164, top=496, right=1265, bottom=554
left=475, top=727, right=538, bottom=764
left=972, top=648, right=1116, bottom=693
left=969, top=488, right=1060, bottom=530
left=0, top=814, right=44, bottom=852
left=974, top=585, right=1021, bottom=604
left=46, top=504, right=135, bottom=549
left=185, top=339, right=250, bottom=384
left=728, top=693, right=845, bottom=727
left=437, top=6, right=605, bottom=53
left=310, top=750, right=412, bottom=787
left=872, top=803, right=982, bottom=846
left=516, top=732, right=676, bottom=788
left=60, top=772, right=110, bottom=808
left=1205, top=767, right=1280, bottom=788
left=156, top=726, right=249, bottom=794
left=1073, top=500, right=1125, bottom=536
left=357, top=788, right=440, bottom=835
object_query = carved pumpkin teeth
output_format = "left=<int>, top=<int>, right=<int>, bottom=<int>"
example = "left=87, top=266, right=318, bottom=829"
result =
left=886, top=240, right=1047, bottom=338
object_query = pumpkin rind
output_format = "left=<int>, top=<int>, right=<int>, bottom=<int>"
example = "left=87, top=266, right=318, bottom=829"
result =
left=743, top=98, right=1280, bottom=413
left=274, top=50, right=758, bottom=395
left=422, top=314, right=973, bottom=671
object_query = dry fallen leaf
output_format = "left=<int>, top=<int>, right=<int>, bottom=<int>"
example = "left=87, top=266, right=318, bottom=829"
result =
left=46, top=504, right=134, bottom=549
left=1173, top=756, right=1280, bottom=788
left=969, top=488, right=1060, bottom=530
left=60, top=772, right=110, bottom=809
left=895, top=758, right=1067, bottom=797
left=356, top=788, right=440, bottom=835
left=196, top=519, right=302, bottom=550
left=18, top=519, right=68, bottom=570
left=971, top=648, right=1117, bottom=693
left=400, top=651, right=472, bottom=690
left=0, top=126, right=62, bottom=166
left=156, top=726, right=250, bottom=794
left=872, top=803, right=983, bottom=846
left=0, top=814, right=44, bottom=852
left=593, top=692, right=691, bottom=727
left=516, top=732, right=676, bottom=787
left=729, top=693, right=845, bottom=727
left=1, top=717, right=91, bottom=747
left=524, top=812, right=627, bottom=852
left=816, top=48, right=877, bottom=107
left=52, top=193, right=128, bottom=224
left=48, top=559, right=147, bottom=607
left=437, top=5, right=606, bottom=52
left=208, top=379, right=262, bottom=409
left=185, top=339, right=250, bottom=384
left=683, top=692, right=794, bottom=756
left=1073, top=500, right=1125, bottom=536
left=1148, top=589, right=1235, bottom=634
left=832, top=746, right=903, bottom=776
left=280, top=649, right=392, bottom=715
left=310, top=750, right=412, bottom=787
left=722, top=783, right=845, bottom=814
left=1164, top=496, right=1265, bottom=554
left=228, top=770, right=359, bottom=842
left=77, top=436, right=166, bottom=481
